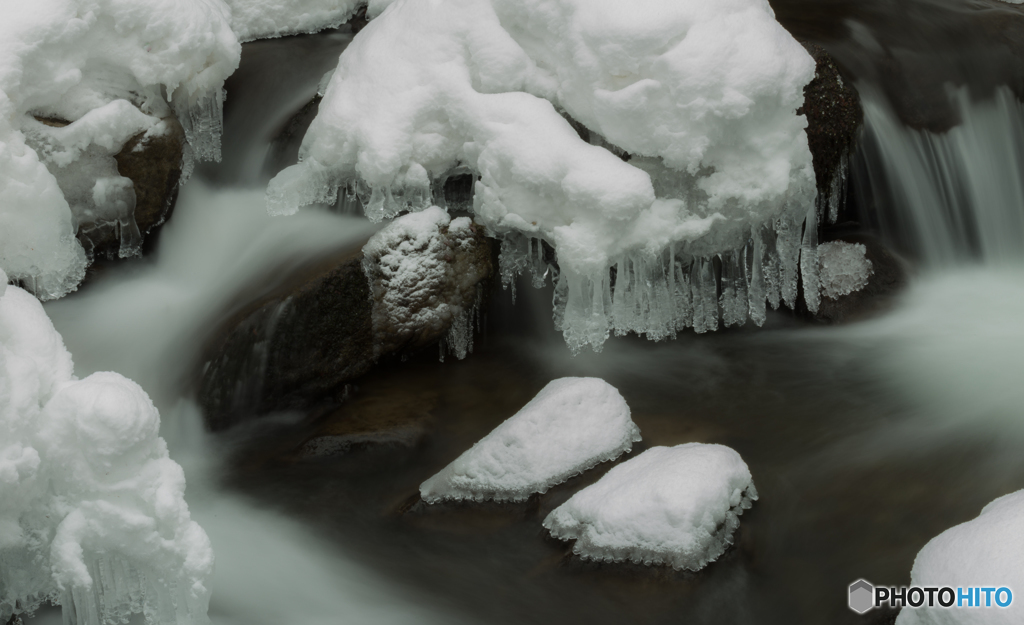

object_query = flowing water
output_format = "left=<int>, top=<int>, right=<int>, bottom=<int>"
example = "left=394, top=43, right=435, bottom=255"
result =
left=27, top=3, right=1024, bottom=624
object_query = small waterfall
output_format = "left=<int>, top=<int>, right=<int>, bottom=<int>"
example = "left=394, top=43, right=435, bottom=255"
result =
left=855, top=86, right=1024, bottom=267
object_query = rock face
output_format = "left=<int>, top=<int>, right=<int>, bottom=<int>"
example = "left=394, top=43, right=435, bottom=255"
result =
left=798, top=42, right=863, bottom=225
left=108, top=116, right=186, bottom=255
left=197, top=211, right=494, bottom=431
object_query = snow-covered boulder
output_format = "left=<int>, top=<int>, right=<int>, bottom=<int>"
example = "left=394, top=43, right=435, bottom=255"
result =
left=896, top=490, right=1024, bottom=625
left=267, top=0, right=818, bottom=352
left=0, top=270, right=213, bottom=625
left=543, top=443, right=757, bottom=571
left=0, top=0, right=240, bottom=299
left=420, top=377, right=641, bottom=503
left=225, top=0, right=368, bottom=42
left=195, top=202, right=492, bottom=430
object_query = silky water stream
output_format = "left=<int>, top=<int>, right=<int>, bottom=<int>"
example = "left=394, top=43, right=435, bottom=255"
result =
left=29, top=4, right=1024, bottom=625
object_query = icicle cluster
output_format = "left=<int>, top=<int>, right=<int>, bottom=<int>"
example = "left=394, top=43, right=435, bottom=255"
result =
left=499, top=206, right=823, bottom=352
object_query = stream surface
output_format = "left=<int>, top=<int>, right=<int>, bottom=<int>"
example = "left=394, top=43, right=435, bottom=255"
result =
left=29, top=3, right=1024, bottom=624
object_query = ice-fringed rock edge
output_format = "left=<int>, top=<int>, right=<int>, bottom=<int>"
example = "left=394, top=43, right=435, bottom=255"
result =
left=543, top=443, right=757, bottom=571
left=0, top=268, right=214, bottom=625
left=420, top=377, right=641, bottom=503
left=266, top=0, right=821, bottom=353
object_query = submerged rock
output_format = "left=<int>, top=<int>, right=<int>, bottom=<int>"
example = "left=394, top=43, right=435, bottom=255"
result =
left=196, top=211, right=494, bottom=431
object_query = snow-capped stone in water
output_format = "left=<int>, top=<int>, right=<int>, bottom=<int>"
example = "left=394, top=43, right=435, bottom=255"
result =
left=224, top=0, right=362, bottom=42
left=0, top=282, right=213, bottom=625
left=419, top=378, right=641, bottom=503
left=896, top=489, right=1024, bottom=625
left=818, top=241, right=873, bottom=299
left=0, top=0, right=240, bottom=300
left=267, top=0, right=818, bottom=352
left=543, top=443, right=757, bottom=571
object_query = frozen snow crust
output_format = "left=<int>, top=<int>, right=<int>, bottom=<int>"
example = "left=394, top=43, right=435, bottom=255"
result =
left=0, top=271, right=214, bottom=625
left=225, top=0, right=361, bottom=42
left=267, top=0, right=819, bottom=352
left=543, top=443, right=757, bottom=571
left=0, top=0, right=240, bottom=300
left=420, top=377, right=641, bottom=503
left=818, top=241, right=873, bottom=299
left=896, top=489, right=1024, bottom=625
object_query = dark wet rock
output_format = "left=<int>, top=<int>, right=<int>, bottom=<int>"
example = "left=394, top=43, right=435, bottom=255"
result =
left=35, top=112, right=185, bottom=260
left=110, top=116, right=185, bottom=253
left=295, top=381, right=437, bottom=459
left=798, top=41, right=863, bottom=223
left=811, top=231, right=908, bottom=324
left=196, top=219, right=494, bottom=431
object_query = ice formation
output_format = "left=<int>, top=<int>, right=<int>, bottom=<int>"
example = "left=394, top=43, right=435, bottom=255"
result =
left=362, top=206, right=490, bottom=361
left=0, top=0, right=240, bottom=300
left=896, top=490, right=1024, bottom=624
left=817, top=241, right=873, bottom=299
left=419, top=377, right=641, bottom=503
left=267, top=0, right=819, bottom=352
left=0, top=272, right=214, bottom=625
left=543, top=443, right=757, bottom=571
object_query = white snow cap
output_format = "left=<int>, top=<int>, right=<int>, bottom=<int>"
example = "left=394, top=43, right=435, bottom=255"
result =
left=818, top=241, right=873, bottom=299
left=267, top=0, right=817, bottom=351
left=896, top=489, right=1024, bottom=625
left=420, top=377, right=641, bottom=503
left=0, top=0, right=240, bottom=300
left=543, top=443, right=757, bottom=571
left=0, top=284, right=213, bottom=625
left=225, top=0, right=363, bottom=42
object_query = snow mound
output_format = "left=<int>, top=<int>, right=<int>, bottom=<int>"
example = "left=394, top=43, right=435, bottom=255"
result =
left=225, top=0, right=362, bottom=42
left=543, top=443, right=757, bottom=571
left=818, top=241, right=873, bottom=299
left=0, top=282, right=213, bottom=625
left=896, top=489, right=1024, bottom=625
left=420, top=377, right=641, bottom=503
left=0, top=0, right=240, bottom=299
left=266, top=0, right=818, bottom=352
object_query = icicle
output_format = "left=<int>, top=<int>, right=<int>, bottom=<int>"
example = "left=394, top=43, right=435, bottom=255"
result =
left=776, top=214, right=801, bottom=309
left=719, top=250, right=747, bottom=328
left=745, top=233, right=766, bottom=327
left=761, top=226, right=782, bottom=310
left=800, top=204, right=821, bottom=314
left=174, top=88, right=225, bottom=164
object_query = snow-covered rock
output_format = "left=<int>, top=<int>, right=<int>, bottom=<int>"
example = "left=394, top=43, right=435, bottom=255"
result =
left=896, top=489, right=1024, bottom=625
left=0, top=0, right=240, bottom=299
left=420, top=377, right=641, bottom=503
left=225, top=0, right=362, bottom=42
left=543, top=443, right=757, bottom=571
left=267, top=0, right=817, bottom=352
left=0, top=275, right=213, bottom=625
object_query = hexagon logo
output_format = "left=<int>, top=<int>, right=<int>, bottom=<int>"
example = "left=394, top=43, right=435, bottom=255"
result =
left=849, top=579, right=875, bottom=614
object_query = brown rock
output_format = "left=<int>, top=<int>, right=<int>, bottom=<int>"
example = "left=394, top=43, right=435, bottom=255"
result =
left=196, top=218, right=494, bottom=431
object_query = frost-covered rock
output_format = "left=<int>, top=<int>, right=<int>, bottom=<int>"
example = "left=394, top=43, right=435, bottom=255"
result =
left=420, top=377, right=640, bottom=503
left=195, top=200, right=492, bottom=430
left=543, top=443, right=756, bottom=571
left=818, top=241, right=873, bottom=299
left=363, top=206, right=491, bottom=361
left=0, top=0, right=240, bottom=299
left=896, top=490, right=1024, bottom=625
left=267, top=0, right=818, bottom=352
left=0, top=274, right=213, bottom=625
